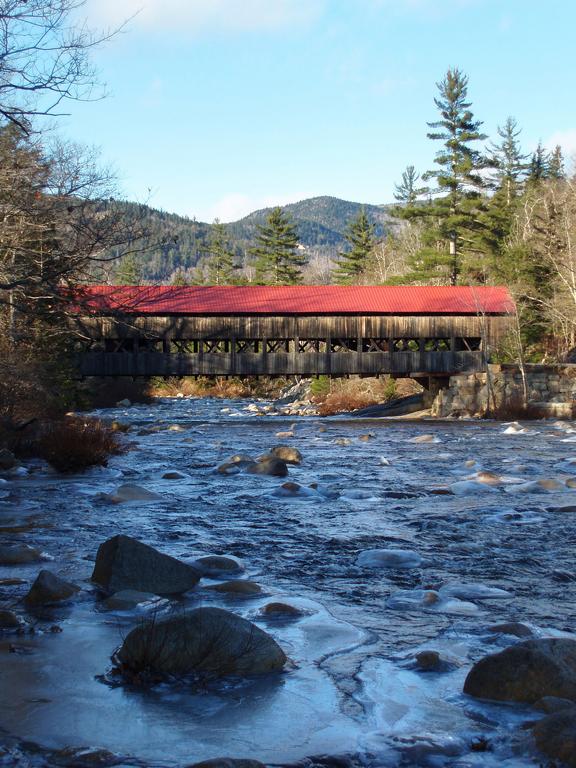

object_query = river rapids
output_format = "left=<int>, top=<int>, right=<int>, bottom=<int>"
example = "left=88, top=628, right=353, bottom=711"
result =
left=1, top=398, right=576, bottom=767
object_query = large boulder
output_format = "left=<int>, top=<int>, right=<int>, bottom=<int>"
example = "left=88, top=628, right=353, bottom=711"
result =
left=115, top=607, right=286, bottom=678
left=270, top=445, right=302, bottom=465
left=464, top=639, right=576, bottom=703
left=92, top=535, right=201, bottom=595
left=24, top=570, right=80, bottom=607
left=246, top=456, right=288, bottom=477
left=533, top=709, right=576, bottom=767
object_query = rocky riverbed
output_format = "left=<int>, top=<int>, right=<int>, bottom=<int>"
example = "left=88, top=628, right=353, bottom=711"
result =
left=1, top=397, right=576, bottom=767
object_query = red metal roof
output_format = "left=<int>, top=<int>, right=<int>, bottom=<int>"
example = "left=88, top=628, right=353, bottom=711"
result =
left=74, top=285, right=515, bottom=316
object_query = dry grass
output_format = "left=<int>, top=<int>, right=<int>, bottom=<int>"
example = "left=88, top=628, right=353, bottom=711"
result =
left=148, top=376, right=291, bottom=400
left=316, top=392, right=381, bottom=416
left=312, top=376, right=422, bottom=416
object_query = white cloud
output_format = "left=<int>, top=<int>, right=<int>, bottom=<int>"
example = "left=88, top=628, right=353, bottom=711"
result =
left=86, top=0, right=324, bottom=33
left=545, top=130, right=576, bottom=161
left=205, top=191, right=314, bottom=223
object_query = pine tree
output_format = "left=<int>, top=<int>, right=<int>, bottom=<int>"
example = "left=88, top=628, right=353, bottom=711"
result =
left=250, top=207, right=303, bottom=285
left=394, top=165, right=428, bottom=205
left=489, top=117, right=528, bottom=205
left=422, top=67, right=488, bottom=284
left=206, top=219, right=238, bottom=285
left=476, top=117, right=528, bottom=281
left=171, top=269, right=188, bottom=286
left=548, top=145, right=565, bottom=180
left=115, top=253, right=142, bottom=284
left=527, top=141, right=549, bottom=183
left=333, top=208, right=376, bottom=285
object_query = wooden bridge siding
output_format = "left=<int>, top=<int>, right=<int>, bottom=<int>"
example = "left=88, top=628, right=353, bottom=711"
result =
left=79, top=349, right=485, bottom=377
left=74, top=314, right=510, bottom=346
left=74, top=313, right=511, bottom=378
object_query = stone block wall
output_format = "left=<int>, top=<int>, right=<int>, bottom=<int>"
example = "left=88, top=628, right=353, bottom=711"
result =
left=431, top=364, right=576, bottom=419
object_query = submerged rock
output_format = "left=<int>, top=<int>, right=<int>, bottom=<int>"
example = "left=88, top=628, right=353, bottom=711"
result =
left=193, top=555, right=244, bottom=577
left=111, top=484, right=163, bottom=503
left=116, top=607, right=286, bottom=678
left=187, top=759, right=266, bottom=768
left=439, top=583, right=513, bottom=601
left=208, top=580, right=262, bottom=595
left=0, top=544, right=43, bottom=565
left=487, top=622, right=534, bottom=638
left=0, top=609, right=22, bottom=629
left=270, top=445, right=302, bottom=465
left=246, top=456, right=288, bottom=477
left=410, top=434, right=439, bottom=444
left=533, top=709, right=576, bottom=767
left=464, top=639, right=576, bottom=703
left=272, top=482, right=317, bottom=498
left=450, top=480, right=497, bottom=495
left=261, top=602, right=304, bottom=618
left=415, top=650, right=441, bottom=671
left=535, top=696, right=576, bottom=714
left=103, top=590, right=163, bottom=611
left=0, top=448, right=17, bottom=470
left=24, top=570, right=80, bottom=607
left=162, top=471, right=186, bottom=480
left=356, top=548, right=422, bottom=569
left=92, top=535, right=201, bottom=595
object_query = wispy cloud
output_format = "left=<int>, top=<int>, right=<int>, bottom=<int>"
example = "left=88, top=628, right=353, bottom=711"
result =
left=86, top=0, right=325, bottom=33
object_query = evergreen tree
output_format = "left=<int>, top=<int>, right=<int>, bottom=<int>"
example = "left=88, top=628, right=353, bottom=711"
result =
left=489, top=117, right=528, bottom=205
left=333, top=208, right=376, bottom=285
left=394, top=165, right=428, bottom=205
left=548, top=145, right=565, bottom=180
left=476, top=117, right=528, bottom=280
left=206, top=219, right=238, bottom=285
left=250, top=207, right=303, bottom=285
left=171, top=269, right=189, bottom=285
left=421, top=67, right=488, bottom=284
left=115, top=253, right=142, bottom=285
left=527, top=141, right=549, bottom=183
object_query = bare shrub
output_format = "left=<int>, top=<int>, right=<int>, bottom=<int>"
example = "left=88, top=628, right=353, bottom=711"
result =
left=12, top=418, right=125, bottom=473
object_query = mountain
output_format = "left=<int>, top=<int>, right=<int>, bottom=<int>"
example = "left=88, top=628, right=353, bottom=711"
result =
left=111, top=195, right=399, bottom=283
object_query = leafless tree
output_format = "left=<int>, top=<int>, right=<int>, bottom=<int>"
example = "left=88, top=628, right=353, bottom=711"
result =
left=0, top=0, right=121, bottom=131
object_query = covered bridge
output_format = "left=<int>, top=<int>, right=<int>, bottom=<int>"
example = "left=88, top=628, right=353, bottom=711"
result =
left=73, top=285, right=515, bottom=380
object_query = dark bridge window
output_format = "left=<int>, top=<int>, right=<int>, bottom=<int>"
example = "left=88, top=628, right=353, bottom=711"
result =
left=361, top=338, right=390, bottom=352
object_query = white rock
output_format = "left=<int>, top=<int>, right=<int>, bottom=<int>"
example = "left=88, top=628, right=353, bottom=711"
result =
left=386, top=589, right=480, bottom=614
left=356, top=548, right=422, bottom=569
left=439, top=583, right=513, bottom=601
left=450, top=480, right=498, bottom=495
left=409, top=434, right=440, bottom=444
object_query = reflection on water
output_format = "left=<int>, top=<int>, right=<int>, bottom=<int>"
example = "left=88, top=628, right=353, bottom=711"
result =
left=0, top=397, right=575, bottom=766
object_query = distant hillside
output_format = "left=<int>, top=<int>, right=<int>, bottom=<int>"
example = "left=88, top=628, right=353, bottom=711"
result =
left=111, top=195, right=399, bottom=283
left=227, top=196, right=396, bottom=252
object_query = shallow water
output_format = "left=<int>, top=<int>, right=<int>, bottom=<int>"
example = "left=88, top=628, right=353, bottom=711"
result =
left=1, top=398, right=576, bottom=766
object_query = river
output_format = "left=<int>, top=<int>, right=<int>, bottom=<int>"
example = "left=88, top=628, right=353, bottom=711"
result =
left=1, top=397, right=576, bottom=767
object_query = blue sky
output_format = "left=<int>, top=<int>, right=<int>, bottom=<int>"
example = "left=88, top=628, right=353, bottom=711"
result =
left=65, top=0, right=576, bottom=222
